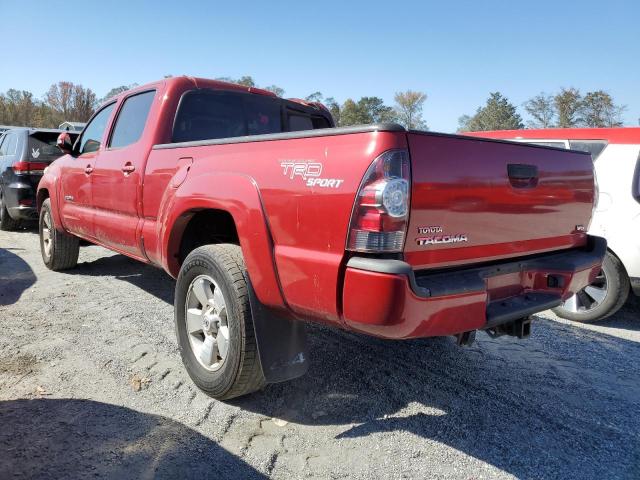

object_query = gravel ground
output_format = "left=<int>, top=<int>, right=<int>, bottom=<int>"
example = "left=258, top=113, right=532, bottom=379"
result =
left=1, top=227, right=639, bottom=479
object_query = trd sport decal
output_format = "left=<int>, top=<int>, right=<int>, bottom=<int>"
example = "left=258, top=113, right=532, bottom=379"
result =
left=280, top=161, right=344, bottom=188
left=416, top=226, right=468, bottom=246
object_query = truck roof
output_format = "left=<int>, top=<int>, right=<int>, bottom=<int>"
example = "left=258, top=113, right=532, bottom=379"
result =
left=100, top=76, right=330, bottom=116
left=105, top=76, right=279, bottom=104
left=466, top=127, right=640, bottom=144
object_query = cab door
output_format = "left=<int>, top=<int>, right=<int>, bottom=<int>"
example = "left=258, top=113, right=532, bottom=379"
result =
left=90, top=90, right=156, bottom=258
left=59, top=103, right=116, bottom=238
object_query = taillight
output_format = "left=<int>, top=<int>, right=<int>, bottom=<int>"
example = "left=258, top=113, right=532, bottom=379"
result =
left=346, top=149, right=410, bottom=252
left=12, top=161, right=47, bottom=174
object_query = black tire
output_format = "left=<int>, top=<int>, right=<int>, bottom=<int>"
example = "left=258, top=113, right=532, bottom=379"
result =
left=0, top=190, right=20, bottom=231
left=39, top=198, right=79, bottom=271
left=174, top=244, right=265, bottom=400
left=552, top=251, right=630, bottom=323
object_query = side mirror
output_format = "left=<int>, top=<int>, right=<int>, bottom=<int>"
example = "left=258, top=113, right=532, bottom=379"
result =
left=56, top=132, right=74, bottom=155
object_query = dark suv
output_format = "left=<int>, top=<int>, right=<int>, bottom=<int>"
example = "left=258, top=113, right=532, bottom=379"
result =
left=0, top=128, right=78, bottom=230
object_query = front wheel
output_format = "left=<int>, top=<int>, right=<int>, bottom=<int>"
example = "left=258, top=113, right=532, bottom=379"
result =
left=174, top=244, right=265, bottom=400
left=552, top=251, right=630, bottom=323
left=39, top=199, right=79, bottom=271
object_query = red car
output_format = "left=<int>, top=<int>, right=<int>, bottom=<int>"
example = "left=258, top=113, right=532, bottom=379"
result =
left=37, top=77, right=604, bottom=399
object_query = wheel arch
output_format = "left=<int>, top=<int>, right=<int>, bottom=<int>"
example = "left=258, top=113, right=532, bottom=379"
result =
left=174, top=208, right=240, bottom=266
left=162, top=173, right=285, bottom=309
left=36, top=173, right=65, bottom=232
left=36, top=188, right=50, bottom=212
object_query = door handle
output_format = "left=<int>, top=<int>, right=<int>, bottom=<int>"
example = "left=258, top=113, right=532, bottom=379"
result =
left=121, top=163, right=135, bottom=174
left=84, top=165, right=93, bottom=174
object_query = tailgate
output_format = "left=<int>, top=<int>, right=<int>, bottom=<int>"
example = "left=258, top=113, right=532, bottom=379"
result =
left=405, top=132, right=595, bottom=269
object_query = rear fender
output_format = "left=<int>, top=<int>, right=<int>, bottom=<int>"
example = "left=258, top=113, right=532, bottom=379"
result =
left=161, top=172, right=285, bottom=308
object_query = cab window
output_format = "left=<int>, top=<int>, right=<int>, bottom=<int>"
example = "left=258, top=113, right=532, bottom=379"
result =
left=288, top=114, right=313, bottom=132
left=288, top=112, right=331, bottom=132
left=79, top=103, right=116, bottom=155
left=109, top=90, right=155, bottom=148
left=172, top=90, right=282, bottom=143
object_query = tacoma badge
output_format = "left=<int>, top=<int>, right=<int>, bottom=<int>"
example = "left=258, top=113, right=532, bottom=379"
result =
left=417, top=234, right=468, bottom=246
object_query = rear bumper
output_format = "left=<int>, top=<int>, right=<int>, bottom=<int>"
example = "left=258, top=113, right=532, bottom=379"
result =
left=4, top=180, right=37, bottom=221
left=7, top=205, right=38, bottom=221
left=341, top=236, right=607, bottom=339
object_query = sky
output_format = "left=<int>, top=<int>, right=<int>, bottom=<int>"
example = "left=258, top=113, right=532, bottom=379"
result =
left=1, top=0, right=639, bottom=132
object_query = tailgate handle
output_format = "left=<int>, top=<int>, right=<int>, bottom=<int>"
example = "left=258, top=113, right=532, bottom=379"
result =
left=508, top=164, right=538, bottom=188
left=508, top=164, right=538, bottom=179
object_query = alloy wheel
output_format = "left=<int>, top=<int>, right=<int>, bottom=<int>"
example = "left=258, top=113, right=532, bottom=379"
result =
left=184, top=275, right=230, bottom=371
left=561, top=270, right=608, bottom=313
left=42, top=210, right=53, bottom=259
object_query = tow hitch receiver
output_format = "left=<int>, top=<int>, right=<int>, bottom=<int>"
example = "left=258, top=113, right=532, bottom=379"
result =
left=486, top=317, right=532, bottom=339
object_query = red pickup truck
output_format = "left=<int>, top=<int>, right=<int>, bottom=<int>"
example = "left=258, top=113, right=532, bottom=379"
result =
left=38, top=77, right=605, bottom=399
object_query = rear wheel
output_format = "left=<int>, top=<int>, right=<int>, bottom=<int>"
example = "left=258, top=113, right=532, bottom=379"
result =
left=552, top=251, right=630, bottom=323
left=39, top=199, right=79, bottom=271
left=0, top=190, right=19, bottom=231
left=174, top=244, right=265, bottom=400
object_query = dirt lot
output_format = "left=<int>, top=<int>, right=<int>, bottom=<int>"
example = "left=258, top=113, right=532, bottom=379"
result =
left=1, top=227, right=639, bottom=479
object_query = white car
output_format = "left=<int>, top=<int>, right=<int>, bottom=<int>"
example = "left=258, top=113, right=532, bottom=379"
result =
left=467, top=128, right=640, bottom=322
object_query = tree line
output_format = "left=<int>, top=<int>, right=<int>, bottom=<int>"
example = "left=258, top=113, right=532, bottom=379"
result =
left=0, top=76, right=629, bottom=132
left=215, top=76, right=429, bottom=129
left=0, top=75, right=429, bottom=131
left=458, top=88, right=627, bottom=132
left=0, top=82, right=98, bottom=129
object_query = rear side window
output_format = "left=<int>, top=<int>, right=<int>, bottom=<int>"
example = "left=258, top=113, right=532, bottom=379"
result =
left=173, top=90, right=282, bottom=143
left=569, top=140, right=608, bottom=161
left=79, top=103, right=116, bottom=154
left=312, top=116, right=331, bottom=129
left=0, top=135, right=5, bottom=155
left=288, top=112, right=331, bottom=132
left=109, top=90, right=155, bottom=148
left=28, top=132, right=67, bottom=161
left=289, top=114, right=314, bottom=132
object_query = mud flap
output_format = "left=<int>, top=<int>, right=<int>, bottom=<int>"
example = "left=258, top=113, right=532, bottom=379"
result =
left=247, top=279, right=309, bottom=383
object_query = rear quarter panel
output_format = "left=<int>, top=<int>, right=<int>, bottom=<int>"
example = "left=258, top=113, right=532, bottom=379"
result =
left=146, top=131, right=406, bottom=325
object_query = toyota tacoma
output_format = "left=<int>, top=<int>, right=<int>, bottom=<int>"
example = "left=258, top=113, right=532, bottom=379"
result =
left=37, top=76, right=605, bottom=399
